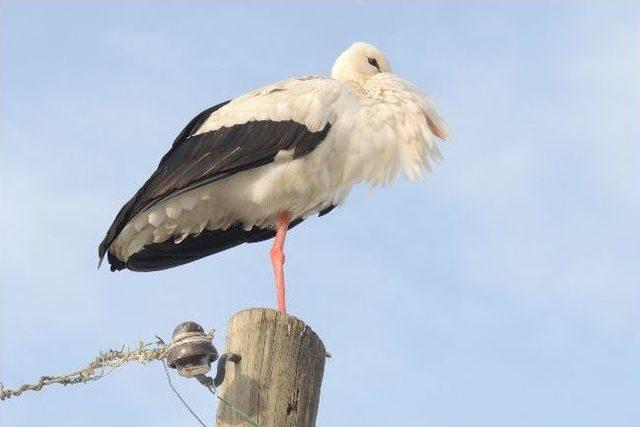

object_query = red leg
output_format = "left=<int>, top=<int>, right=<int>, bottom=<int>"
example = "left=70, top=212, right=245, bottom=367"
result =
left=270, top=212, right=291, bottom=313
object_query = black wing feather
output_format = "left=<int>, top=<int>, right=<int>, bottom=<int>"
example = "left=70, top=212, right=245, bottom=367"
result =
left=99, top=100, right=331, bottom=270
left=118, top=218, right=305, bottom=272
left=98, top=100, right=230, bottom=262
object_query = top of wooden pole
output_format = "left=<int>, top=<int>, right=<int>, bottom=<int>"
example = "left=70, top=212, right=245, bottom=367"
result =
left=216, top=307, right=327, bottom=427
left=230, top=308, right=324, bottom=339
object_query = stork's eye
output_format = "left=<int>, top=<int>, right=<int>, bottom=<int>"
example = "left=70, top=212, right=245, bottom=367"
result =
left=367, top=57, right=380, bottom=71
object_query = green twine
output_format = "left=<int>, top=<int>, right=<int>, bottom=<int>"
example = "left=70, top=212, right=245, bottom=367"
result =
left=162, top=361, right=259, bottom=427
left=207, top=385, right=261, bottom=427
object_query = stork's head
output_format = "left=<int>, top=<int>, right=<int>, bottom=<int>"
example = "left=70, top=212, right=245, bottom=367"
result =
left=331, top=42, right=392, bottom=83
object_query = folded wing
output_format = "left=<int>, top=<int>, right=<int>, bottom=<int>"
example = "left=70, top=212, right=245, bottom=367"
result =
left=99, top=77, right=345, bottom=270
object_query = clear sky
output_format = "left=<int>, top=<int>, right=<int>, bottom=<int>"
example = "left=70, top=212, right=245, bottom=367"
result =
left=2, top=2, right=639, bottom=426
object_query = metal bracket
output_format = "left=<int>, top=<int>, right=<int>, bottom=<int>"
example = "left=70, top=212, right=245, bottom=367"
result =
left=196, top=353, right=242, bottom=387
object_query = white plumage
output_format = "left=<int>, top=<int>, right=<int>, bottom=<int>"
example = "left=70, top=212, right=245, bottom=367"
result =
left=102, top=42, right=449, bottom=279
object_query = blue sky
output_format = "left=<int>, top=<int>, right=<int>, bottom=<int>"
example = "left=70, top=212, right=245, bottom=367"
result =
left=2, top=2, right=639, bottom=426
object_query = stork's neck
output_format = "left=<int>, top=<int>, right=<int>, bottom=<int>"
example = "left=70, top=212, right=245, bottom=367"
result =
left=343, top=75, right=390, bottom=100
left=336, top=72, right=444, bottom=185
left=337, top=74, right=368, bottom=94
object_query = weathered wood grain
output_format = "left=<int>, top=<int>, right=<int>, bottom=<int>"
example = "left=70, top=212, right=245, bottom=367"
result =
left=215, top=308, right=326, bottom=427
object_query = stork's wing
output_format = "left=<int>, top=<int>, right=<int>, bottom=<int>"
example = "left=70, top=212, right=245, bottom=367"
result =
left=99, top=77, right=343, bottom=264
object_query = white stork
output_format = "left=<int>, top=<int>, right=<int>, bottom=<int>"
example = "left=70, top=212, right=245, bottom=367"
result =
left=99, top=42, right=449, bottom=313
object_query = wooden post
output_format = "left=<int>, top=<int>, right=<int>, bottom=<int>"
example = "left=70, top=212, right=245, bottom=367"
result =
left=215, top=308, right=327, bottom=427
